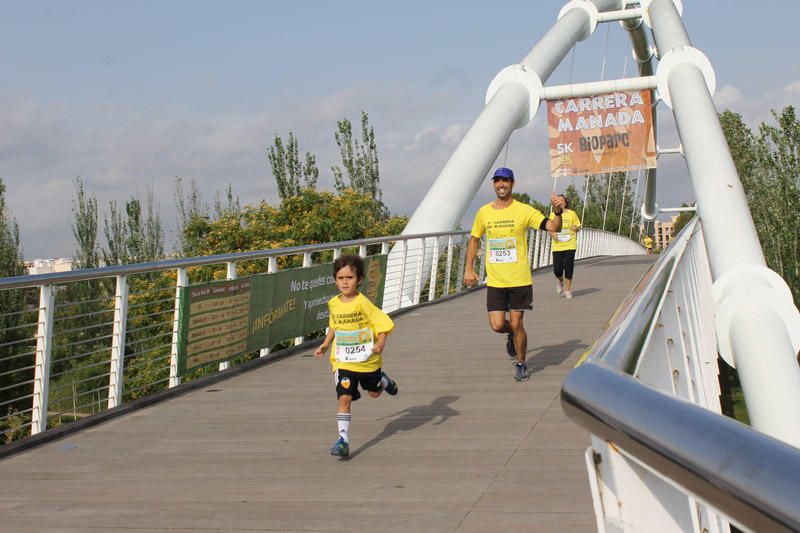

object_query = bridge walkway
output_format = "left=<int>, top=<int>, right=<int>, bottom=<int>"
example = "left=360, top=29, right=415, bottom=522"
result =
left=0, top=255, right=655, bottom=532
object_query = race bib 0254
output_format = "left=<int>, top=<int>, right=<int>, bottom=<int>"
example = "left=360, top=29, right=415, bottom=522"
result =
left=334, top=328, right=374, bottom=363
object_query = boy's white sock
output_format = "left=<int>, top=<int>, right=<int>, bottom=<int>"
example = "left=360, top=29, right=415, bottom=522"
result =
left=337, top=412, right=351, bottom=442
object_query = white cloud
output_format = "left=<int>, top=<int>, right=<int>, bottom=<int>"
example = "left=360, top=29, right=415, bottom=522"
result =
left=713, top=84, right=743, bottom=110
left=0, top=81, right=482, bottom=258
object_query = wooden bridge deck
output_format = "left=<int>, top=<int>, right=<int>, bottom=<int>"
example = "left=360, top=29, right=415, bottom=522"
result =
left=0, top=255, right=655, bottom=532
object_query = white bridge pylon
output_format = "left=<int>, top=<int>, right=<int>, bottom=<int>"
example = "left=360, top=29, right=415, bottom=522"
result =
left=383, top=0, right=648, bottom=311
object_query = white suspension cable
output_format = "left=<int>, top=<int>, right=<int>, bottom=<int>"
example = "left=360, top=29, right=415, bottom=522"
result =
left=602, top=173, right=612, bottom=231
left=618, top=171, right=629, bottom=234
left=581, top=175, right=590, bottom=225
left=599, top=22, right=611, bottom=81
left=629, top=169, right=641, bottom=238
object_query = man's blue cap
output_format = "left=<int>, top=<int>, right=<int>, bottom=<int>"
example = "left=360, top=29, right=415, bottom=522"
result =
left=492, top=167, right=514, bottom=180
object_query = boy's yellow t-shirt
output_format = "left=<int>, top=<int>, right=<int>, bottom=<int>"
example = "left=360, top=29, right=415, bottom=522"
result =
left=549, top=209, right=581, bottom=251
left=327, top=292, right=394, bottom=373
left=471, top=200, right=546, bottom=288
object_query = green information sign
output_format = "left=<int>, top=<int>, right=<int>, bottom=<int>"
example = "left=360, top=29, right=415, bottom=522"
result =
left=176, top=255, right=387, bottom=375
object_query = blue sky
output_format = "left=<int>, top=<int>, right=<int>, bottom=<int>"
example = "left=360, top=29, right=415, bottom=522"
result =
left=2, top=1, right=798, bottom=258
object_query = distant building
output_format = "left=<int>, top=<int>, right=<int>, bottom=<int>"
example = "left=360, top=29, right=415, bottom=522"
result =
left=25, top=257, right=73, bottom=275
left=641, top=216, right=677, bottom=250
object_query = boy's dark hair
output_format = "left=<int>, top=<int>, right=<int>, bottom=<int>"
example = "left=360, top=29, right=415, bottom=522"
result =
left=333, top=254, right=365, bottom=281
left=558, top=194, right=569, bottom=209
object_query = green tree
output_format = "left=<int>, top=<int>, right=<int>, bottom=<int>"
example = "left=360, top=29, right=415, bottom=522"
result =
left=71, top=176, right=99, bottom=269
left=332, top=111, right=380, bottom=199
left=103, top=188, right=164, bottom=265
left=267, top=132, right=319, bottom=200
left=184, top=188, right=407, bottom=273
left=721, top=106, right=800, bottom=302
left=214, top=183, right=241, bottom=220
left=671, top=204, right=695, bottom=236
left=103, top=200, right=127, bottom=265
left=0, top=178, right=28, bottom=430
left=511, top=192, right=532, bottom=205
left=174, top=177, right=208, bottom=256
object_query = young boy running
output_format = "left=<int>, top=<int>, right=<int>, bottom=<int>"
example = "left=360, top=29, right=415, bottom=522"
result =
left=314, top=254, right=398, bottom=458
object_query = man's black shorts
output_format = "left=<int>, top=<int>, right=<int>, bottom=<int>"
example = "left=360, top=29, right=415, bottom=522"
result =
left=486, top=285, right=533, bottom=312
left=334, top=368, right=383, bottom=401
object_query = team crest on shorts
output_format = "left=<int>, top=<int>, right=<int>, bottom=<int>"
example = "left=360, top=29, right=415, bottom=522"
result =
left=340, top=377, right=351, bottom=389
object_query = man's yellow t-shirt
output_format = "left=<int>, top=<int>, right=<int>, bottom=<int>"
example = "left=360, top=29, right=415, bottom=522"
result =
left=471, top=200, right=546, bottom=288
left=327, top=292, right=394, bottom=373
left=549, top=209, right=581, bottom=251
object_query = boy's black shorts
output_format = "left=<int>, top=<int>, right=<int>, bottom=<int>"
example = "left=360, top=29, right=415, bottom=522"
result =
left=335, top=368, right=383, bottom=401
left=486, top=285, right=533, bottom=312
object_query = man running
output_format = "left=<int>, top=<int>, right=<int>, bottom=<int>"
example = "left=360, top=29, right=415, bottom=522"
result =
left=464, top=167, right=566, bottom=382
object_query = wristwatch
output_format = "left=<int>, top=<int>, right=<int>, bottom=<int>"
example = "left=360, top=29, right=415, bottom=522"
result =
left=553, top=209, right=563, bottom=215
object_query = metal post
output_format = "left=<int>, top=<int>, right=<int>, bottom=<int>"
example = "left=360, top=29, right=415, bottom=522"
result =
left=295, top=252, right=312, bottom=346
left=108, top=275, right=128, bottom=409
left=455, top=236, right=467, bottom=293
left=260, top=257, right=279, bottom=358
left=478, top=236, right=486, bottom=282
left=428, top=238, right=440, bottom=302
left=443, top=235, right=454, bottom=296
left=413, top=239, right=427, bottom=304
left=31, top=285, right=55, bottom=435
left=169, top=268, right=188, bottom=388
left=218, top=262, right=237, bottom=371
left=396, top=241, right=409, bottom=310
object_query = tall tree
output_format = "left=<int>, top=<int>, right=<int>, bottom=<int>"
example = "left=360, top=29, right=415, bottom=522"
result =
left=332, top=111, right=381, bottom=199
left=103, top=188, right=164, bottom=265
left=721, top=106, right=800, bottom=302
left=174, top=177, right=208, bottom=257
left=671, top=203, right=696, bottom=236
left=141, top=187, right=164, bottom=263
left=0, top=179, right=23, bottom=279
left=0, top=178, right=27, bottom=421
left=71, top=176, right=99, bottom=269
left=214, top=183, right=241, bottom=220
left=103, top=200, right=128, bottom=265
left=267, top=132, right=319, bottom=200
left=570, top=172, right=637, bottom=234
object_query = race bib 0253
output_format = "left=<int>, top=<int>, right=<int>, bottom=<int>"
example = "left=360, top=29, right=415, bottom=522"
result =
left=488, top=237, right=518, bottom=263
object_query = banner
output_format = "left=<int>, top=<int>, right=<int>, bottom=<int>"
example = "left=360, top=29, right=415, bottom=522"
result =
left=176, top=255, right=388, bottom=375
left=548, top=90, right=656, bottom=177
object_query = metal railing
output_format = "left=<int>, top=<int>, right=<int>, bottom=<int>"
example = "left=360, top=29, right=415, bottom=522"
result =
left=0, top=227, right=640, bottom=445
left=561, top=217, right=800, bottom=532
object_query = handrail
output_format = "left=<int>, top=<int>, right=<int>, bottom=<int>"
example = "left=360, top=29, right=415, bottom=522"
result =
left=561, top=217, right=800, bottom=532
left=0, top=230, right=469, bottom=290
left=561, top=364, right=800, bottom=532
left=575, top=219, right=694, bottom=372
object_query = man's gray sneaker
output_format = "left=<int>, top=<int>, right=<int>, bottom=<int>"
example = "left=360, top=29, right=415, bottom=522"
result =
left=514, top=361, right=529, bottom=382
